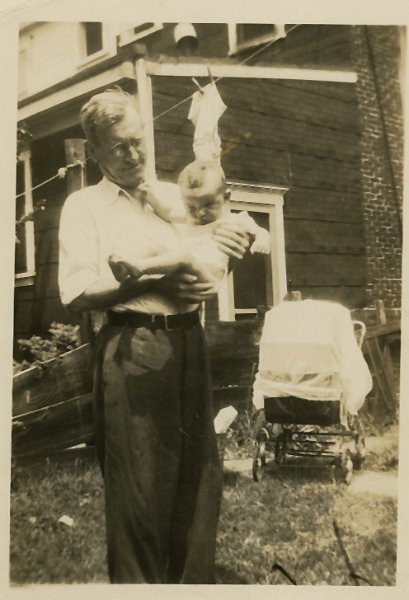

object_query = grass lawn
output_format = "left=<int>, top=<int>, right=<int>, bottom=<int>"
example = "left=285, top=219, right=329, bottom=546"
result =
left=216, top=467, right=397, bottom=585
left=9, top=422, right=398, bottom=586
left=10, top=452, right=108, bottom=584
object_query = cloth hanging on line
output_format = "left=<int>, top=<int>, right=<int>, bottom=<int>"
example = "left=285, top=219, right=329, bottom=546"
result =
left=188, top=82, right=227, bottom=162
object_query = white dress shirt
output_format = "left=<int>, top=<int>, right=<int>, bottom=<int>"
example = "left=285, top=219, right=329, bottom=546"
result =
left=58, top=177, right=194, bottom=315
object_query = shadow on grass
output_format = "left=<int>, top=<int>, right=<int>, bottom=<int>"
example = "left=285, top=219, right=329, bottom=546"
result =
left=10, top=427, right=398, bottom=586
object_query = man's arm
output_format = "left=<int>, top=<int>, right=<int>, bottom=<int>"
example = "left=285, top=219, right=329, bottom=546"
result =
left=67, top=275, right=157, bottom=313
left=60, top=190, right=249, bottom=314
left=109, top=250, right=218, bottom=286
left=68, top=271, right=218, bottom=313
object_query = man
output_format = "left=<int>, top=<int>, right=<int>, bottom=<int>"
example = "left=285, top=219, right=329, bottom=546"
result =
left=58, top=88, right=249, bottom=584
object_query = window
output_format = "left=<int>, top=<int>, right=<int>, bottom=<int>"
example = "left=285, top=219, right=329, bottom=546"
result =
left=117, top=22, right=163, bottom=46
left=78, top=22, right=107, bottom=65
left=83, top=22, right=103, bottom=56
left=231, top=211, right=272, bottom=318
left=217, top=183, right=288, bottom=320
left=228, top=23, right=288, bottom=55
left=15, top=150, right=35, bottom=284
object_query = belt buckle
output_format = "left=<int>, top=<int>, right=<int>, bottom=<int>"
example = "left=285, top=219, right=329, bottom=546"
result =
left=150, top=313, right=170, bottom=330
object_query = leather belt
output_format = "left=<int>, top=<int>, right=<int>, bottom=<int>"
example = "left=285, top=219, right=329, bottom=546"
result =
left=107, top=309, right=201, bottom=331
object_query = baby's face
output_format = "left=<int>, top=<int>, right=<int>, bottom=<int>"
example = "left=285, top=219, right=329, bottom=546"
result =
left=184, top=192, right=225, bottom=225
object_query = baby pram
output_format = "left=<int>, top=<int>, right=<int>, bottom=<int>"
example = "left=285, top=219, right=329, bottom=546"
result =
left=252, top=299, right=373, bottom=484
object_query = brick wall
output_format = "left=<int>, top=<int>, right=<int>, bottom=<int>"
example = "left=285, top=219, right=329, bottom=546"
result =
left=349, top=26, right=403, bottom=309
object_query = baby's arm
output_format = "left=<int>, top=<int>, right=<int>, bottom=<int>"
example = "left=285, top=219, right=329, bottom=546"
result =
left=109, top=251, right=218, bottom=285
left=109, top=250, right=189, bottom=282
left=250, top=226, right=270, bottom=254
left=139, top=180, right=186, bottom=223
left=233, top=212, right=271, bottom=255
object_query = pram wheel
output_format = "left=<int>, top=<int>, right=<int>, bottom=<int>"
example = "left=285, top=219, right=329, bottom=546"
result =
left=352, top=435, right=366, bottom=470
left=274, top=436, right=287, bottom=465
left=252, top=443, right=267, bottom=482
left=252, top=456, right=264, bottom=482
left=340, top=448, right=354, bottom=485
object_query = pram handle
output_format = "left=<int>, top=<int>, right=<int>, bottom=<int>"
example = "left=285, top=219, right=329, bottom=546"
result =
left=352, top=320, right=366, bottom=349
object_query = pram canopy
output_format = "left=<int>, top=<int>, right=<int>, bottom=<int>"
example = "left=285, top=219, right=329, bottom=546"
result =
left=252, top=300, right=373, bottom=424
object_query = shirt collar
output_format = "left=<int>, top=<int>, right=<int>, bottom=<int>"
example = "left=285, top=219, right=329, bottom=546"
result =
left=98, top=176, right=141, bottom=207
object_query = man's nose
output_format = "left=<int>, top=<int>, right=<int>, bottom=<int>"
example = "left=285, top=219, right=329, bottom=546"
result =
left=127, top=144, right=141, bottom=161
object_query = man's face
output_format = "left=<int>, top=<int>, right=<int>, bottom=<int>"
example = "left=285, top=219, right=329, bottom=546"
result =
left=89, top=105, right=147, bottom=192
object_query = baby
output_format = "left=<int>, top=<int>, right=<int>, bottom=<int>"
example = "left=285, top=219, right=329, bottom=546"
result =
left=109, top=160, right=270, bottom=288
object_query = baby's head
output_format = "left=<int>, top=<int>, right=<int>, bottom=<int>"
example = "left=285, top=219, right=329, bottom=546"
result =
left=178, top=160, right=229, bottom=225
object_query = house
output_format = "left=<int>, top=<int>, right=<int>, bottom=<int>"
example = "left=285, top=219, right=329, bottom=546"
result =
left=14, top=22, right=404, bottom=342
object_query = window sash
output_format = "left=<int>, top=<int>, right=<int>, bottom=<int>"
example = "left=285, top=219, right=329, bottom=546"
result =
left=117, top=23, right=163, bottom=47
left=84, top=22, right=103, bottom=56
left=228, top=23, right=286, bottom=55
left=77, top=22, right=110, bottom=68
left=15, top=150, right=35, bottom=282
left=217, top=185, right=287, bottom=321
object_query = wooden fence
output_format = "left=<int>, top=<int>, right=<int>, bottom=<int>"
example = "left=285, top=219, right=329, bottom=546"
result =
left=12, top=300, right=400, bottom=459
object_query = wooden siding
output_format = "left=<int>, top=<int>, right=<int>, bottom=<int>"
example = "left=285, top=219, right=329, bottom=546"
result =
left=147, top=23, right=230, bottom=58
left=254, top=25, right=353, bottom=68
left=152, top=75, right=366, bottom=308
left=14, top=24, right=366, bottom=339
left=147, top=24, right=352, bottom=68
left=14, top=127, right=87, bottom=341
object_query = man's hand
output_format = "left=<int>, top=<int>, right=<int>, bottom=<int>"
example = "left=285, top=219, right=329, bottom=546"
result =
left=109, top=255, right=134, bottom=282
left=159, top=272, right=216, bottom=303
left=139, top=180, right=186, bottom=223
left=212, top=219, right=250, bottom=260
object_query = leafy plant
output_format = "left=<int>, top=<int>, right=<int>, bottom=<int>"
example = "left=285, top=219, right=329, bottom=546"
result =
left=15, top=322, right=80, bottom=369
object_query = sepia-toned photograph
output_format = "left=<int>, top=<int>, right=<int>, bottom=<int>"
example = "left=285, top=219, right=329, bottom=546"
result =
left=7, top=11, right=404, bottom=588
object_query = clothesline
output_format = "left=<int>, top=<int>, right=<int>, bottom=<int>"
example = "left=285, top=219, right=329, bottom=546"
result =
left=152, top=25, right=299, bottom=122
left=16, top=160, right=86, bottom=200
left=16, top=25, right=299, bottom=200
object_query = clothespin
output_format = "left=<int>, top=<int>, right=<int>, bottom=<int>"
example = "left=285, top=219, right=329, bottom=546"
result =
left=206, top=63, right=215, bottom=84
left=192, top=77, right=204, bottom=94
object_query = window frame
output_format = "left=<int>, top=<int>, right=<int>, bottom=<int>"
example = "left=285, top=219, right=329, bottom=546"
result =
left=227, top=23, right=287, bottom=55
left=217, top=182, right=288, bottom=321
left=77, top=22, right=114, bottom=69
left=15, top=149, right=36, bottom=287
left=18, top=35, right=30, bottom=101
left=117, top=22, right=164, bottom=47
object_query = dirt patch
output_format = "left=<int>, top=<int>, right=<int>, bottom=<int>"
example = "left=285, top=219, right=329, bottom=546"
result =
left=365, top=424, right=399, bottom=454
left=348, top=470, right=398, bottom=497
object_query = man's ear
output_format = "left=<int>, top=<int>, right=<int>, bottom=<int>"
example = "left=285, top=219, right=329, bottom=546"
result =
left=85, top=139, right=98, bottom=163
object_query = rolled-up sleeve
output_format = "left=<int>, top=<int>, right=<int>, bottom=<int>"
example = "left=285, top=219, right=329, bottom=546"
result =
left=58, top=191, right=101, bottom=306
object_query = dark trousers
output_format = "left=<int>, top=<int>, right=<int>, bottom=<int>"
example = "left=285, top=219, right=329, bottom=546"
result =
left=93, top=322, right=222, bottom=583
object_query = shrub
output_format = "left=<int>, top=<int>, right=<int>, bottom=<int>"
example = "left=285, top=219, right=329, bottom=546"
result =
left=14, top=322, right=80, bottom=372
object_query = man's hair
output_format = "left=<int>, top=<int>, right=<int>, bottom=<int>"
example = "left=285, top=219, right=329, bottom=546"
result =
left=178, top=160, right=226, bottom=200
left=80, top=87, right=141, bottom=146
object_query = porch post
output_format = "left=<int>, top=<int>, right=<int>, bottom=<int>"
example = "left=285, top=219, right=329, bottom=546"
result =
left=134, top=58, right=156, bottom=179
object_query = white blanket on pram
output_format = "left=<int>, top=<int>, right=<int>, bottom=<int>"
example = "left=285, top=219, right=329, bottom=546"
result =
left=252, top=300, right=373, bottom=425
